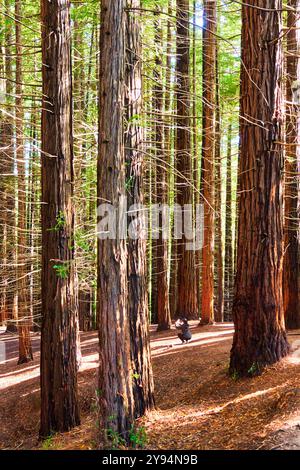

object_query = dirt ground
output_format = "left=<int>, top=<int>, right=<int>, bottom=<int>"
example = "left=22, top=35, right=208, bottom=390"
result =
left=1, top=322, right=300, bottom=450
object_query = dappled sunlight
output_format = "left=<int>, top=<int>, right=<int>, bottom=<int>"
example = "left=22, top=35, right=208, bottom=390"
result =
left=79, top=353, right=98, bottom=372
left=20, top=388, right=40, bottom=398
left=286, top=356, right=300, bottom=365
left=0, top=363, right=40, bottom=378
left=152, top=336, right=233, bottom=358
left=148, top=384, right=287, bottom=428
left=0, top=332, right=99, bottom=393
left=1, top=326, right=300, bottom=450
left=80, top=337, right=98, bottom=347
left=0, top=368, right=40, bottom=391
left=151, top=328, right=234, bottom=358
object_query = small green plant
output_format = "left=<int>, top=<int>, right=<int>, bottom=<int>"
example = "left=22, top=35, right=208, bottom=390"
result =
left=132, top=373, right=140, bottom=380
left=129, top=425, right=147, bottom=449
left=231, top=369, right=239, bottom=382
left=107, top=414, right=117, bottom=422
left=88, top=439, right=98, bottom=450
left=106, top=428, right=126, bottom=450
left=41, top=435, right=56, bottom=450
left=74, top=229, right=91, bottom=253
left=90, top=398, right=97, bottom=413
left=126, top=175, right=134, bottom=191
left=53, top=263, right=69, bottom=279
left=128, top=113, right=141, bottom=124
left=248, top=362, right=260, bottom=377
left=49, top=211, right=66, bottom=232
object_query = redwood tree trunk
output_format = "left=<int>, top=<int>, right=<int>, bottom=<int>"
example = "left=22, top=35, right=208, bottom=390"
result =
left=175, top=0, right=198, bottom=320
left=15, top=0, right=33, bottom=365
left=214, top=52, right=224, bottom=323
left=1, top=0, right=17, bottom=332
left=224, top=124, right=234, bottom=322
left=192, top=0, right=201, bottom=316
left=125, top=0, right=155, bottom=418
left=201, top=0, right=216, bottom=325
left=40, top=0, right=80, bottom=436
left=230, top=0, right=290, bottom=377
left=283, top=0, right=300, bottom=329
left=153, top=4, right=171, bottom=331
left=165, top=1, right=177, bottom=319
left=98, top=0, right=134, bottom=446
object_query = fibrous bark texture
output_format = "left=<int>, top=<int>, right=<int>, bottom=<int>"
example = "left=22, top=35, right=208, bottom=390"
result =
left=40, top=0, right=80, bottom=437
left=230, top=0, right=290, bottom=377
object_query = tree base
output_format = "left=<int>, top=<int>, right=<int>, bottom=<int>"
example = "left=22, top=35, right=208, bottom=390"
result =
left=285, top=317, right=300, bottom=331
left=6, top=324, right=18, bottom=333
left=17, top=354, right=33, bottom=365
left=229, top=336, right=290, bottom=378
left=199, top=319, right=215, bottom=327
left=157, top=323, right=171, bottom=332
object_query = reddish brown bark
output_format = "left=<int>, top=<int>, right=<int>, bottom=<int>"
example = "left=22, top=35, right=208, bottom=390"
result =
left=175, top=0, right=198, bottom=320
left=15, top=0, right=33, bottom=365
left=0, top=0, right=17, bottom=331
left=192, top=0, right=201, bottom=316
left=40, top=0, right=80, bottom=436
left=214, top=52, right=224, bottom=323
left=78, top=289, right=93, bottom=332
left=165, top=1, right=178, bottom=320
left=230, top=0, right=289, bottom=377
left=98, top=0, right=134, bottom=445
left=224, top=124, right=234, bottom=322
left=125, top=0, right=155, bottom=418
left=152, top=5, right=171, bottom=331
left=201, top=0, right=216, bottom=325
left=283, top=0, right=300, bottom=329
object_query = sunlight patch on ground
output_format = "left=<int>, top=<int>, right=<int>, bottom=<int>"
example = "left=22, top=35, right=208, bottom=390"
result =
left=0, top=366, right=40, bottom=391
left=0, top=363, right=39, bottom=378
left=151, top=334, right=234, bottom=358
left=146, top=384, right=287, bottom=428
left=79, top=353, right=98, bottom=372
left=20, top=387, right=40, bottom=398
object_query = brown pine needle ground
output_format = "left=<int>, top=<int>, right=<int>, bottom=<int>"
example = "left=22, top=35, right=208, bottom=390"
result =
left=1, top=323, right=300, bottom=450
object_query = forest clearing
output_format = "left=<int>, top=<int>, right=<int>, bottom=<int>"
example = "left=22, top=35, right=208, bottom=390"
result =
left=2, top=0, right=300, bottom=457
left=1, top=324, right=300, bottom=451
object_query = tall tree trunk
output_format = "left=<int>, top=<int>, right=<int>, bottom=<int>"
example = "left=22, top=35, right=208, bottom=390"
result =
left=201, top=0, right=216, bottom=325
left=214, top=52, right=224, bottom=323
left=98, top=0, right=134, bottom=446
left=150, top=8, right=160, bottom=325
left=1, top=0, right=17, bottom=332
left=224, top=123, right=234, bottom=322
left=15, top=0, right=33, bottom=364
left=40, top=0, right=80, bottom=436
left=27, top=115, right=39, bottom=329
left=192, top=0, right=201, bottom=316
left=125, top=0, right=155, bottom=418
left=0, top=17, right=5, bottom=325
left=0, top=27, right=8, bottom=326
left=283, top=0, right=300, bottom=329
left=175, top=0, right=198, bottom=320
left=230, top=0, right=289, bottom=377
left=165, top=0, right=177, bottom=319
left=153, top=4, right=171, bottom=331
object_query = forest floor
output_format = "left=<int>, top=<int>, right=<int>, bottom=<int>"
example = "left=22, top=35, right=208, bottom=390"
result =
left=1, top=322, right=300, bottom=450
